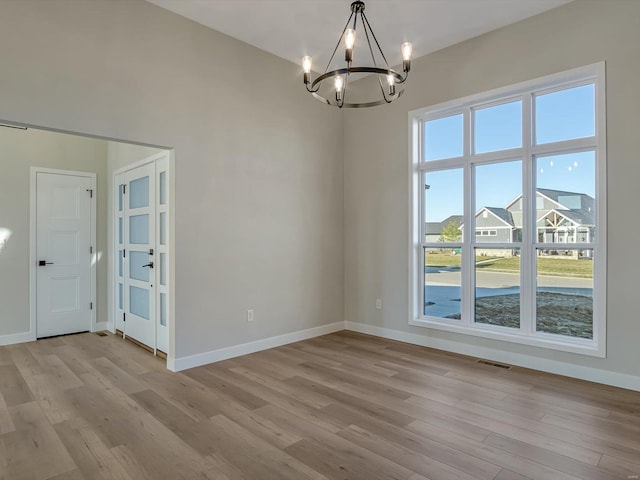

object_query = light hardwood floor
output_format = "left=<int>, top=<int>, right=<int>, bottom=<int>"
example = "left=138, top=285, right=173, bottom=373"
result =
left=0, top=330, right=639, bottom=480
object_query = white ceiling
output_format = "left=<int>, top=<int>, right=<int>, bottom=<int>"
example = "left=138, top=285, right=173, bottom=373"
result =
left=147, top=0, right=572, bottom=71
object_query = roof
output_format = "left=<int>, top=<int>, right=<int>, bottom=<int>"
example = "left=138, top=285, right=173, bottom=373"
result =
left=561, top=209, right=594, bottom=225
left=432, top=189, right=595, bottom=231
left=483, top=207, right=514, bottom=226
left=537, top=189, right=595, bottom=226
left=537, top=188, right=592, bottom=203
left=425, top=215, right=463, bottom=235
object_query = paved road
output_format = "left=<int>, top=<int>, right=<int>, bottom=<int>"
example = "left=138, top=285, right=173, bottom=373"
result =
left=424, top=269, right=592, bottom=318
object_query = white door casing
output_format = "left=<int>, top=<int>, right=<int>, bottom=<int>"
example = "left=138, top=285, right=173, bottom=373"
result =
left=35, top=171, right=95, bottom=338
left=115, top=172, right=125, bottom=333
left=113, top=152, right=171, bottom=355
left=155, top=154, right=170, bottom=354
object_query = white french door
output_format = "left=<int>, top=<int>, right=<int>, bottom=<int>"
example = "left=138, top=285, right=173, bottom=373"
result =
left=114, top=154, right=170, bottom=353
left=36, top=171, right=94, bottom=338
left=121, top=163, right=156, bottom=349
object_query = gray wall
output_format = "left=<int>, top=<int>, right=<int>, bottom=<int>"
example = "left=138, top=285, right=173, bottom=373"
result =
left=0, top=128, right=108, bottom=336
left=108, top=142, right=166, bottom=173
left=345, top=0, right=640, bottom=377
left=0, top=0, right=344, bottom=359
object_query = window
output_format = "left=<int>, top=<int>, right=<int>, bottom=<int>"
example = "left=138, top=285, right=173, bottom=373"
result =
left=409, top=63, right=606, bottom=357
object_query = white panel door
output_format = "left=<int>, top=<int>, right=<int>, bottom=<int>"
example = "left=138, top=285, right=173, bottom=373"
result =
left=123, top=163, right=156, bottom=349
left=36, top=172, right=92, bottom=338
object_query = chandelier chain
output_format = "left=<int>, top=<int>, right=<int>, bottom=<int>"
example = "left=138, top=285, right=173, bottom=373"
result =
left=362, top=12, right=390, bottom=69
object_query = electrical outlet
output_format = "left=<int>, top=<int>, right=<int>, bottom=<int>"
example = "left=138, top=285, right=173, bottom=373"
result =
left=247, top=309, right=255, bottom=322
left=376, top=298, right=382, bottom=310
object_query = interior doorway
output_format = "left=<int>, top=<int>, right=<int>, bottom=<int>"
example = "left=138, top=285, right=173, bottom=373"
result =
left=0, top=123, right=174, bottom=365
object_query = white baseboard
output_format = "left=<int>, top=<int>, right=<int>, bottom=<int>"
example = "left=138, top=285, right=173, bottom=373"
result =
left=345, top=321, right=640, bottom=392
left=167, top=356, right=177, bottom=371
left=0, top=322, right=109, bottom=347
left=169, top=322, right=346, bottom=372
left=0, top=331, right=35, bottom=347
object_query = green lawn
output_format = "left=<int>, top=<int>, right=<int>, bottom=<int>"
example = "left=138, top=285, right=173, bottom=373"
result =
left=426, top=252, right=593, bottom=278
left=425, top=252, right=463, bottom=267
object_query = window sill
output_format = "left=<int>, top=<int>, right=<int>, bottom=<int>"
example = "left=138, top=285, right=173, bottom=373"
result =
left=409, top=317, right=605, bottom=358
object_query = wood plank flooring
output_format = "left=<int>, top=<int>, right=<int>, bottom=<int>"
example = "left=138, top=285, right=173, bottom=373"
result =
left=1, top=330, right=639, bottom=480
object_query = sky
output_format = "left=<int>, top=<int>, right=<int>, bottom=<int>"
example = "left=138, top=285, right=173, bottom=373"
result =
left=424, top=84, right=596, bottom=223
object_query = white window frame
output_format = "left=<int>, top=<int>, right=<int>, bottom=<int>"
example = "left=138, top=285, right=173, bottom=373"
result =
left=409, top=63, right=606, bottom=357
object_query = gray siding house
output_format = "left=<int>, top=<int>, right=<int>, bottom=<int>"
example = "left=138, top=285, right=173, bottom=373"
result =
left=503, top=188, right=595, bottom=244
left=428, top=189, right=595, bottom=250
left=425, top=215, right=463, bottom=242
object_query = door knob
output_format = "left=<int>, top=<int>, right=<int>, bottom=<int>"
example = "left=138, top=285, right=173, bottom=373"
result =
left=38, top=260, right=54, bottom=266
left=142, top=262, right=154, bottom=268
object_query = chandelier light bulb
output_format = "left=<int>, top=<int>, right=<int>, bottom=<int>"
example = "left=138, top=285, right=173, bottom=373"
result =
left=302, top=56, right=312, bottom=74
left=335, top=75, right=344, bottom=103
left=345, top=28, right=356, bottom=63
left=401, top=42, right=412, bottom=72
left=387, top=74, right=396, bottom=95
left=345, top=29, right=356, bottom=49
left=401, top=42, right=413, bottom=61
left=302, top=56, right=312, bottom=84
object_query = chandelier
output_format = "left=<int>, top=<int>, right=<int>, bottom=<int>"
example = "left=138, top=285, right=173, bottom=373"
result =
left=302, top=1, right=412, bottom=108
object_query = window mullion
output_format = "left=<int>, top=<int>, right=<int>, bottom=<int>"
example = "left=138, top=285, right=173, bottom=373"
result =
left=521, top=93, right=535, bottom=336
left=461, top=107, right=473, bottom=326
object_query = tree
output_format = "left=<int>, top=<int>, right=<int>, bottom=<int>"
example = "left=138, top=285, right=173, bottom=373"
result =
left=439, top=218, right=461, bottom=243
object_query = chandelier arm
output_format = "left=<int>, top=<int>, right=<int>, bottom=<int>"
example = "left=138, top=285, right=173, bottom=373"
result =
left=339, top=69, right=350, bottom=108
left=361, top=12, right=390, bottom=68
left=305, top=82, right=321, bottom=94
left=376, top=74, right=393, bottom=104
left=394, top=72, right=410, bottom=84
left=324, top=11, right=355, bottom=73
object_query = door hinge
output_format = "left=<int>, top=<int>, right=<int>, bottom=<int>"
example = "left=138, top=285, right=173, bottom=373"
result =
left=123, top=249, right=126, bottom=258
left=123, top=313, right=126, bottom=322
left=90, top=302, right=93, bottom=310
left=90, top=246, right=93, bottom=254
left=122, top=184, right=126, bottom=195
left=87, top=189, right=93, bottom=198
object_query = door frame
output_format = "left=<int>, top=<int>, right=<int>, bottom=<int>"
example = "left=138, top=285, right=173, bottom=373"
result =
left=108, top=150, right=175, bottom=366
left=29, top=167, right=98, bottom=340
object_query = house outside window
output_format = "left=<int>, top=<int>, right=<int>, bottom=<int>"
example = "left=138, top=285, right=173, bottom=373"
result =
left=409, top=63, right=606, bottom=357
